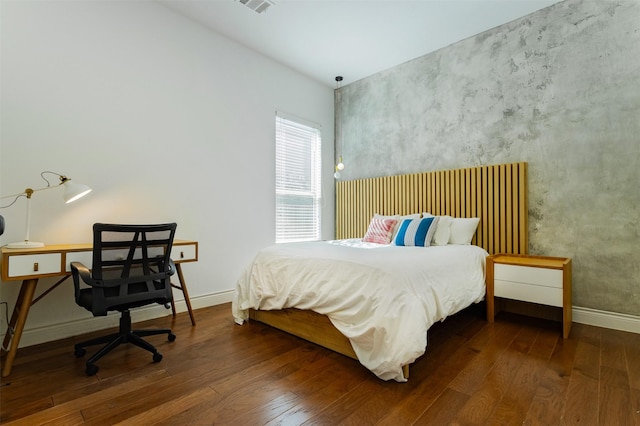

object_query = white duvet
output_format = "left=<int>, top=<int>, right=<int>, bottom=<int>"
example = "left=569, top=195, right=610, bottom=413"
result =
left=232, top=239, right=488, bottom=382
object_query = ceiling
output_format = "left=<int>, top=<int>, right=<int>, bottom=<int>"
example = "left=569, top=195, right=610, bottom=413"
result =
left=159, top=0, right=561, bottom=88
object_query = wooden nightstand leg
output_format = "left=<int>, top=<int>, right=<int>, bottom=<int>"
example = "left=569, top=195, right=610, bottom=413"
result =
left=562, top=287, right=572, bottom=339
left=563, top=314, right=572, bottom=339
left=487, top=295, right=495, bottom=323
left=563, top=261, right=572, bottom=339
left=486, top=258, right=495, bottom=323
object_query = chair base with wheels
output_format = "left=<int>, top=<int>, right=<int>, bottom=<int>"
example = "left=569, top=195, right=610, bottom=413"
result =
left=74, top=309, right=176, bottom=376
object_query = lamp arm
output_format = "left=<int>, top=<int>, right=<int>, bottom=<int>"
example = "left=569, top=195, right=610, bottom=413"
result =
left=0, top=193, right=27, bottom=209
left=1, top=191, right=29, bottom=201
left=0, top=171, right=69, bottom=204
left=0, top=185, right=60, bottom=207
left=40, top=171, right=69, bottom=187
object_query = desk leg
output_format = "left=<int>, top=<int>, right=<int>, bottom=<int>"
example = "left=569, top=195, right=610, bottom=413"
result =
left=2, top=278, right=38, bottom=377
left=171, top=263, right=196, bottom=326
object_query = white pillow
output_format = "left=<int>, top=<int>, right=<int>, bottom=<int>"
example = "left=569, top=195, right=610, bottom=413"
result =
left=422, top=213, right=453, bottom=246
left=434, top=215, right=453, bottom=246
left=448, top=217, right=480, bottom=245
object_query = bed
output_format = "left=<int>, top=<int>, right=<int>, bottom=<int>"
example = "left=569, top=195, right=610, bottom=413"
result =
left=233, top=162, right=528, bottom=381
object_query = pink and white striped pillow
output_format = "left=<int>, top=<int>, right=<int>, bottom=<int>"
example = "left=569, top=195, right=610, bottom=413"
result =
left=363, top=216, right=398, bottom=244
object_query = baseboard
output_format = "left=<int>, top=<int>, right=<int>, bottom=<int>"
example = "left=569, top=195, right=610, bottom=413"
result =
left=9, top=290, right=235, bottom=349
left=9, top=294, right=638, bottom=348
left=572, top=306, right=640, bottom=334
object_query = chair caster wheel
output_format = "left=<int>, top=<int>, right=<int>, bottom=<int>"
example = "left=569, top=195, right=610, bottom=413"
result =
left=86, top=364, right=99, bottom=376
left=74, top=347, right=86, bottom=358
left=153, top=352, right=163, bottom=363
left=168, top=333, right=176, bottom=342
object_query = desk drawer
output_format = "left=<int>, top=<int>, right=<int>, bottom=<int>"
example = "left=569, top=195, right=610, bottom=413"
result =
left=494, top=264, right=563, bottom=289
left=66, top=251, right=93, bottom=272
left=63, top=245, right=197, bottom=271
left=8, top=253, right=62, bottom=278
left=172, top=244, right=197, bottom=262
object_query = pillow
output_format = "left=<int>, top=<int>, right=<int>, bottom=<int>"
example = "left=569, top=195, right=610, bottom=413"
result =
left=434, top=215, right=453, bottom=246
left=422, top=213, right=453, bottom=246
left=375, top=213, right=420, bottom=240
left=363, top=216, right=398, bottom=244
left=448, top=217, right=480, bottom=245
left=394, top=216, right=439, bottom=247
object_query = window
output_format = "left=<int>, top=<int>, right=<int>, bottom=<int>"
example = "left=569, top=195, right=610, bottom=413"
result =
left=275, top=114, right=322, bottom=243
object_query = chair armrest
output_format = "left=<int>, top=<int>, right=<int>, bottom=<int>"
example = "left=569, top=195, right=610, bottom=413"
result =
left=70, top=262, right=112, bottom=287
left=70, top=261, right=98, bottom=304
left=71, top=259, right=174, bottom=289
left=168, top=259, right=176, bottom=276
left=70, top=261, right=93, bottom=283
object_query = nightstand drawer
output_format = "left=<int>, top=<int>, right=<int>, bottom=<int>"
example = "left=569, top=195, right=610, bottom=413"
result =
left=7, top=253, right=62, bottom=278
left=494, top=279, right=563, bottom=307
left=494, top=264, right=563, bottom=288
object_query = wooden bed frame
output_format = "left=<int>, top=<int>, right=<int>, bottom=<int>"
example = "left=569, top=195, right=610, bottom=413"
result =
left=249, top=162, right=528, bottom=379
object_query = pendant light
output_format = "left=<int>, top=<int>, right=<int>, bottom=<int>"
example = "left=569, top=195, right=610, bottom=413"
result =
left=334, top=76, right=345, bottom=179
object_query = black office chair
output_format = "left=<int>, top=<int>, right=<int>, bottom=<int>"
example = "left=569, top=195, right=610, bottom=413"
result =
left=71, top=223, right=178, bottom=376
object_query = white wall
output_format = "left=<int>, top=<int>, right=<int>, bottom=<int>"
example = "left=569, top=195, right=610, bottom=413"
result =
left=0, top=0, right=335, bottom=346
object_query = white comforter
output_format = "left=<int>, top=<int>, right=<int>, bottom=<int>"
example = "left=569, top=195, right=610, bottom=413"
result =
left=232, top=239, right=488, bottom=382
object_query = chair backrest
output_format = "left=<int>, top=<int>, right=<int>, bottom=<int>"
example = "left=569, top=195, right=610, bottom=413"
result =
left=89, top=223, right=177, bottom=314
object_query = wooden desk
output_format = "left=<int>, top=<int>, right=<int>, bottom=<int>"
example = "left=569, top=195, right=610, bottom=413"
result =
left=0, top=240, right=198, bottom=377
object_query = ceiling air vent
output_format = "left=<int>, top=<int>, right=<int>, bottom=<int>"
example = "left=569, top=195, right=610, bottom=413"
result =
left=237, top=0, right=274, bottom=14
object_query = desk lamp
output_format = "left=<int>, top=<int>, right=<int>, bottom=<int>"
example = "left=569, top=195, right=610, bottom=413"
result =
left=0, top=171, right=91, bottom=248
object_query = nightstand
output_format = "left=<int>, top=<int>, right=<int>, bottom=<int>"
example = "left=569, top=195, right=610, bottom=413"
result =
left=486, top=254, right=572, bottom=338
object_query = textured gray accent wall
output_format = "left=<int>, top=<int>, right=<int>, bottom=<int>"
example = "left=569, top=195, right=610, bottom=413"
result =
left=336, top=0, right=640, bottom=316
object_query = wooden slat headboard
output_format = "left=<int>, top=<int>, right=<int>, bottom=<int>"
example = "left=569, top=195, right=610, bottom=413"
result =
left=335, top=162, right=528, bottom=255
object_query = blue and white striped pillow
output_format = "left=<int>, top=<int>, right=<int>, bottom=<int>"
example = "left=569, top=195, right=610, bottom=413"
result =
left=394, top=216, right=439, bottom=247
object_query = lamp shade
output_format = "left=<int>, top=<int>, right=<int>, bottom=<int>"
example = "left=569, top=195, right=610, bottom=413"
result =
left=63, top=181, right=92, bottom=203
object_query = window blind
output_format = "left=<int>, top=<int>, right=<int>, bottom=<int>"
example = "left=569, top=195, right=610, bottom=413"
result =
left=275, top=114, right=322, bottom=243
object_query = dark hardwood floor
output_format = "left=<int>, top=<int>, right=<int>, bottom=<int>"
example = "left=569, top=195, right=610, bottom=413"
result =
left=1, top=302, right=639, bottom=425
